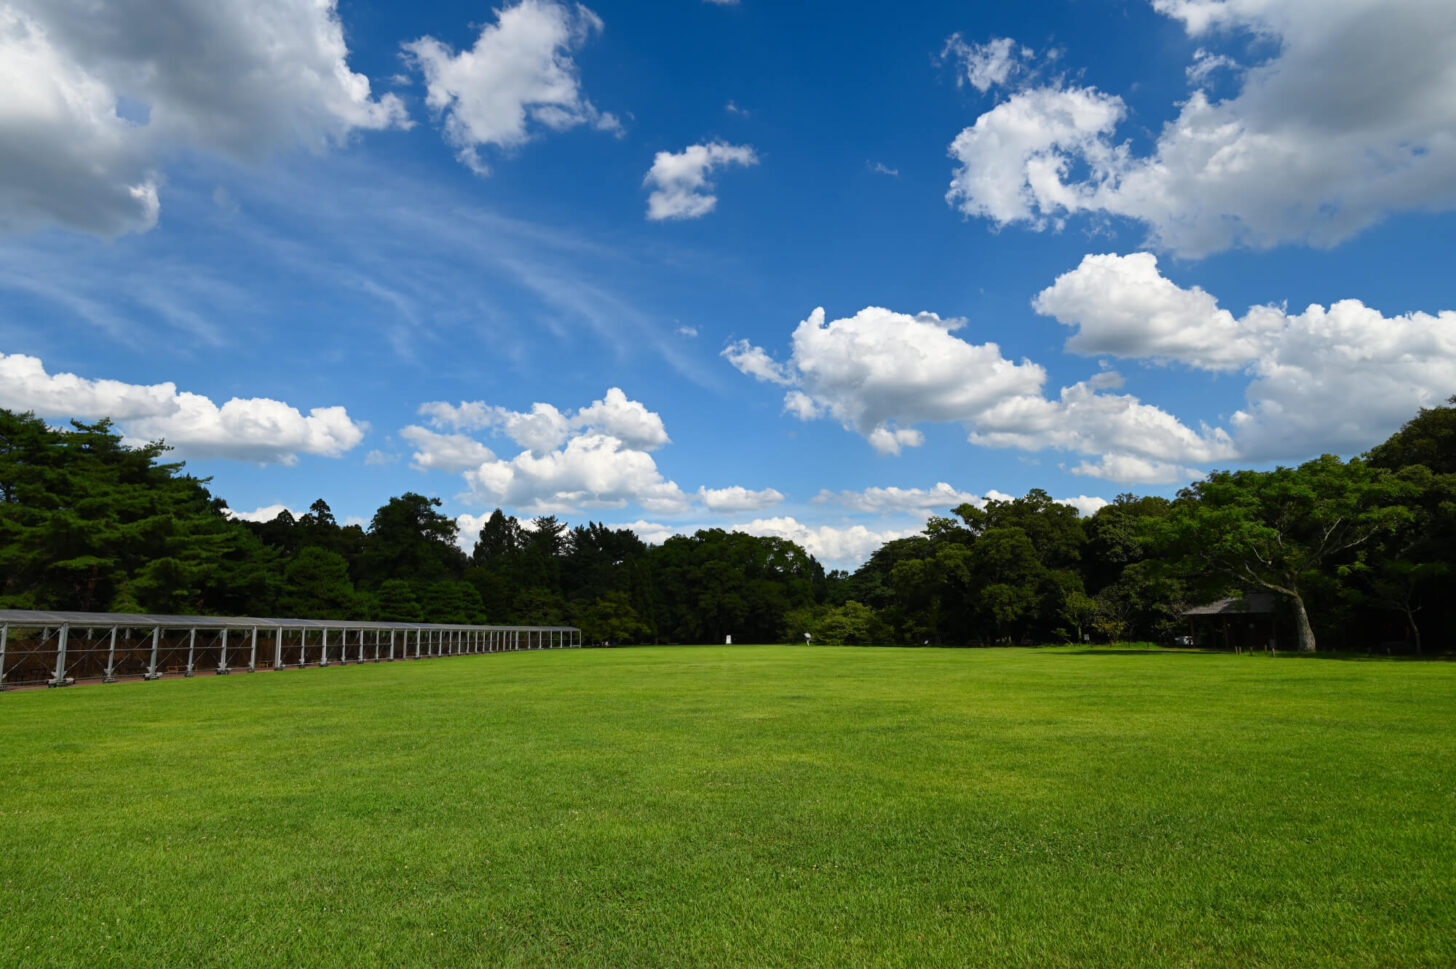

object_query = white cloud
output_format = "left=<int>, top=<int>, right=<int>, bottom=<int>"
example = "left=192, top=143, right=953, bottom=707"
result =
left=401, top=426, right=497, bottom=473
left=1033, top=252, right=1267, bottom=369
left=412, top=390, right=792, bottom=518
left=734, top=517, right=920, bottom=570
left=619, top=519, right=686, bottom=546
left=454, top=512, right=490, bottom=551
left=725, top=304, right=1230, bottom=482
left=620, top=517, right=920, bottom=569
left=418, top=400, right=500, bottom=432
left=723, top=338, right=795, bottom=386
left=224, top=504, right=297, bottom=523
left=782, top=390, right=823, bottom=421
left=815, top=482, right=1108, bottom=521
left=0, top=352, right=367, bottom=463
left=1069, top=455, right=1206, bottom=485
left=868, top=161, right=899, bottom=177
left=412, top=389, right=687, bottom=514
left=941, top=35, right=1031, bottom=92
left=1032, top=250, right=1456, bottom=461
left=676, top=325, right=699, bottom=338
left=814, top=482, right=980, bottom=515
left=500, top=402, right=571, bottom=454
left=465, top=430, right=691, bottom=515
left=1185, top=47, right=1239, bottom=85
left=0, top=0, right=406, bottom=236
left=572, top=387, right=670, bottom=451
left=947, top=0, right=1456, bottom=255
left=419, top=387, right=666, bottom=453
left=404, top=0, right=615, bottom=175
left=969, top=375, right=1234, bottom=466
left=696, top=485, right=784, bottom=512
left=1057, top=495, right=1110, bottom=518
left=724, top=305, right=1047, bottom=455
left=645, top=141, right=758, bottom=220
left=364, top=450, right=399, bottom=466
left=946, top=85, right=1126, bottom=229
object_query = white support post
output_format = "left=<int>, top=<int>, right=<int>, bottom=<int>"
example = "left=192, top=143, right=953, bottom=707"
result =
left=356, top=629, right=364, bottom=664
left=389, top=630, right=396, bottom=661
left=321, top=629, right=330, bottom=667
left=104, top=626, right=119, bottom=682
left=51, top=624, right=70, bottom=686
left=0, top=624, right=7, bottom=690
left=299, top=630, right=309, bottom=668
left=249, top=627, right=258, bottom=673
left=218, top=629, right=230, bottom=674
left=146, top=627, right=161, bottom=679
left=185, top=628, right=197, bottom=677
left=274, top=628, right=284, bottom=670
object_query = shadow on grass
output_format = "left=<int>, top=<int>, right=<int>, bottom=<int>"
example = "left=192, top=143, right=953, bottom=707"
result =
left=1045, top=646, right=1454, bottom=662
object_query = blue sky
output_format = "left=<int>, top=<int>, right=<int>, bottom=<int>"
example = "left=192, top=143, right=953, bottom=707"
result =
left=3, top=0, right=1455, bottom=567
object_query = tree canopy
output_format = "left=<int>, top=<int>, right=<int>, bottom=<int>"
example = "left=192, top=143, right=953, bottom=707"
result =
left=2, top=400, right=1453, bottom=653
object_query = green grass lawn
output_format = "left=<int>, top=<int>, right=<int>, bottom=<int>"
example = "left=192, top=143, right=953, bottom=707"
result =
left=2, top=645, right=1453, bottom=968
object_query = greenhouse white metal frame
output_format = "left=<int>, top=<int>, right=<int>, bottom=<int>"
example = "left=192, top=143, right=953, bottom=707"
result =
left=0, top=609, right=582, bottom=690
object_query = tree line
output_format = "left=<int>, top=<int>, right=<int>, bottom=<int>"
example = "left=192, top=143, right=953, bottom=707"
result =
left=1, top=401, right=1451, bottom=652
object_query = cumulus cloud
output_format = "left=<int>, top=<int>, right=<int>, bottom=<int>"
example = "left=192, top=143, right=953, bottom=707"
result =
left=1057, top=495, right=1110, bottom=518
left=733, top=517, right=921, bottom=570
left=620, top=517, right=919, bottom=570
left=1033, top=252, right=1268, bottom=369
left=723, top=305, right=1048, bottom=456
left=724, top=304, right=1229, bottom=482
left=0, top=0, right=406, bottom=236
left=946, top=85, right=1126, bottom=229
left=816, top=482, right=1108, bottom=521
left=696, top=485, right=785, bottom=512
left=645, top=141, right=758, bottom=220
left=969, top=374, right=1234, bottom=466
left=408, top=389, right=695, bottom=515
left=408, top=390, right=794, bottom=516
left=416, top=387, right=667, bottom=454
left=464, top=431, right=691, bottom=515
left=224, top=504, right=297, bottom=523
left=1069, top=455, right=1207, bottom=485
left=1033, top=251, right=1456, bottom=460
left=940, top=35, right=1032, bottom=92
left=0, top=352, right=367, bottom=463
left=401, top=426, right=496, bottom=473
left=404, top=0, right=616, bottom=175
left=814, top=482, right=980, bottom=515
left=572, top=387, right=671, bottom=451
left=947, top=0, right=1456, bottom=256
left=723, top=339, right=795, bottom=386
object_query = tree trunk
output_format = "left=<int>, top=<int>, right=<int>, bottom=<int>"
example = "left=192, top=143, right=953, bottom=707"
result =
left=1290, top=592, right=1317, bottom=653
left=1404, top=604, right=1422, bottom=655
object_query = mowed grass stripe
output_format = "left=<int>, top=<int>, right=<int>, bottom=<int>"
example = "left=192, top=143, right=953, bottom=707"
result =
left=2, top=646, right=1453, bottom=968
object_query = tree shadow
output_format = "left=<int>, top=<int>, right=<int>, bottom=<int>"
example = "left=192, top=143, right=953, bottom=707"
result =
left=1044, top=647, right=1453, bottom=662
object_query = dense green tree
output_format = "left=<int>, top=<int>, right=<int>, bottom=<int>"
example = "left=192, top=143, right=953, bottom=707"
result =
left=1157, top=456, right=1413, bottom=652
left=0, top=411, right=264, bottom=613
left=374, top=578, right=423, bottom=622
left=418, top=580, right=485, bottom=624
left=1367, top=397, right=1456, bottom=475
left=577, top=590, right=651, bottom=644
left=278, top=548, right=361, bottom=620
left=361, top=492, right=464, bottom=586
